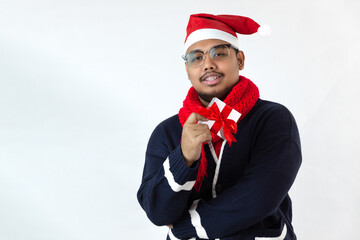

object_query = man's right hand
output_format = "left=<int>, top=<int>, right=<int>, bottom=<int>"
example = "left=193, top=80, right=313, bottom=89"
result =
left=181, top=113, right=212, bottom=167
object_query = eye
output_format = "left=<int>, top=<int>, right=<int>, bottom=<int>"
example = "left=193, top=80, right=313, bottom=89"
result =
left=193, top=56, right=203, bottom=61
left=214, top=52, right=226, bottom=57
left=211, top=46, right=229, bottom=59
left=211, top=51, right=227, bottom=59
left=189, top=53, right=203, bottom=63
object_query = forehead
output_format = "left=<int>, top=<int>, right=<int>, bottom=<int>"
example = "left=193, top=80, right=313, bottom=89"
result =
left=186, top=39, right=230, bottom=53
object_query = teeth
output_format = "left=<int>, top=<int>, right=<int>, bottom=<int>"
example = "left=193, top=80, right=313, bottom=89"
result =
left=205, top=76, right=218, bottom=81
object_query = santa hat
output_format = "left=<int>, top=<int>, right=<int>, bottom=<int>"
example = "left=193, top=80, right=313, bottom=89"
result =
left=184, top=13, right=271, bottom=51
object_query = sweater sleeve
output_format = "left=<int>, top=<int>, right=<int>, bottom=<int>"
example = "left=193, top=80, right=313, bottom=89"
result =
left=171, top=105, right=302, bottom=239
left=137, top=117, right=200, bottom=226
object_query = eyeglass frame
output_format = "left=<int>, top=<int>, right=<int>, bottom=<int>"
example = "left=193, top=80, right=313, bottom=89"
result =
left=182, top=44, right=238, bottom=68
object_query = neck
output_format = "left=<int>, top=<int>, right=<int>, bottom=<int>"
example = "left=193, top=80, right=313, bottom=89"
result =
left=199, top=97, right=210, bottom=107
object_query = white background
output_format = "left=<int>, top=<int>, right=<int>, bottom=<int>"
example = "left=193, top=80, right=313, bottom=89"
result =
left=1, top=0, right=359, bottom=239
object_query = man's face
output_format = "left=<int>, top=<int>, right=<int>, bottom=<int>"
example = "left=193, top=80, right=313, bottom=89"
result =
left=185, top=39, right=244, bottom=106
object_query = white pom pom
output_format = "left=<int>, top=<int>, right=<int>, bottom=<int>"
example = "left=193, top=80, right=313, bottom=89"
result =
left=258, top=24, right=271, bottom=38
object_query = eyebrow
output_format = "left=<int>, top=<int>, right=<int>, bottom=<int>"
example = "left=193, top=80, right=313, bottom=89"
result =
left=187, top=48, right=203, bottom=54
left=187, top=44, right=228, bottom=54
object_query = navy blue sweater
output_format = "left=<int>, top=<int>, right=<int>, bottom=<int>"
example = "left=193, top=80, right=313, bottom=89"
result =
left=137, top=99, right=302, bottom=240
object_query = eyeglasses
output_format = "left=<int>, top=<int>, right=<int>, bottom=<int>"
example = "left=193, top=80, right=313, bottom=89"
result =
left=182, top=44, right=233, bottom=68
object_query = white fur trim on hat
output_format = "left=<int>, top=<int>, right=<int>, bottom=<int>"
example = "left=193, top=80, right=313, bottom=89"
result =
left=184, top=28, right=239, bottom=52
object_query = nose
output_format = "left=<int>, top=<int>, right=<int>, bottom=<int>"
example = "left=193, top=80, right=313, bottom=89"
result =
left=202, top=52, right=216, bottom=71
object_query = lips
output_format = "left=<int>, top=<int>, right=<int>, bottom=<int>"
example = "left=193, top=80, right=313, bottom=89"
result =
left=201, top=72, right=222, bottom=86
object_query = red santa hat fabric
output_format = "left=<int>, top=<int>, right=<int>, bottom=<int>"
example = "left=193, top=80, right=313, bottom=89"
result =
left=184, top=13, right=270, bottom=51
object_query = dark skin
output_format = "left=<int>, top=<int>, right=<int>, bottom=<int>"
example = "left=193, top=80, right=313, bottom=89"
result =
left=181, top=39, right=245, bottom=166
left=168, top=40, right=245, bottom=229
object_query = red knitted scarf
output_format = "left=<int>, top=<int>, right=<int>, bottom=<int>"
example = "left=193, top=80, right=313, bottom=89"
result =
left=178, top=76, right=260, bottom=190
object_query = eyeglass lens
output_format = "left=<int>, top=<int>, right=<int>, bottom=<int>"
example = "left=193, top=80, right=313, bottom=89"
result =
left=186, top=44, right=230, bottom=68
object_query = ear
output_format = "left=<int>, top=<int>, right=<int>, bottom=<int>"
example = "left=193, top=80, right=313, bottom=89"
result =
left=237, top=51, right=245, bottom=70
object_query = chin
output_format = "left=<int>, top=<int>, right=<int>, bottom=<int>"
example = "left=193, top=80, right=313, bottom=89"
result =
left=195, top=82, right=236, bottom=103
left=196, top=90, right=226, bottom=103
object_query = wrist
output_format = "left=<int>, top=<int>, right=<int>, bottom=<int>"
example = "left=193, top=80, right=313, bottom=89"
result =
left=181, top=151, right=198, bottom=167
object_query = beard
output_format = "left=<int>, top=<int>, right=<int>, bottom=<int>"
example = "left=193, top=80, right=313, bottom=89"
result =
left=195, top=84, right=235, bottom=104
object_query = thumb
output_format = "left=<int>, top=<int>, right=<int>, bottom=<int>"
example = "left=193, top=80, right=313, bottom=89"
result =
left=186, top=112, right=208, bottom=124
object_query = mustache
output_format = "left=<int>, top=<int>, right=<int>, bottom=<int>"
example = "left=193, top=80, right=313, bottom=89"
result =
left=200, top=71, right=224, bottom=81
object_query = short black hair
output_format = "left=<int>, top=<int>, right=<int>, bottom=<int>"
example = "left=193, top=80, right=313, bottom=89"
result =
left=232, top=47, right=239, bottom=55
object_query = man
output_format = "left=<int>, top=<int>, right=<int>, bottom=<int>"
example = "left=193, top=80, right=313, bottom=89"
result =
left=137, top=13, right=302, bottom=240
